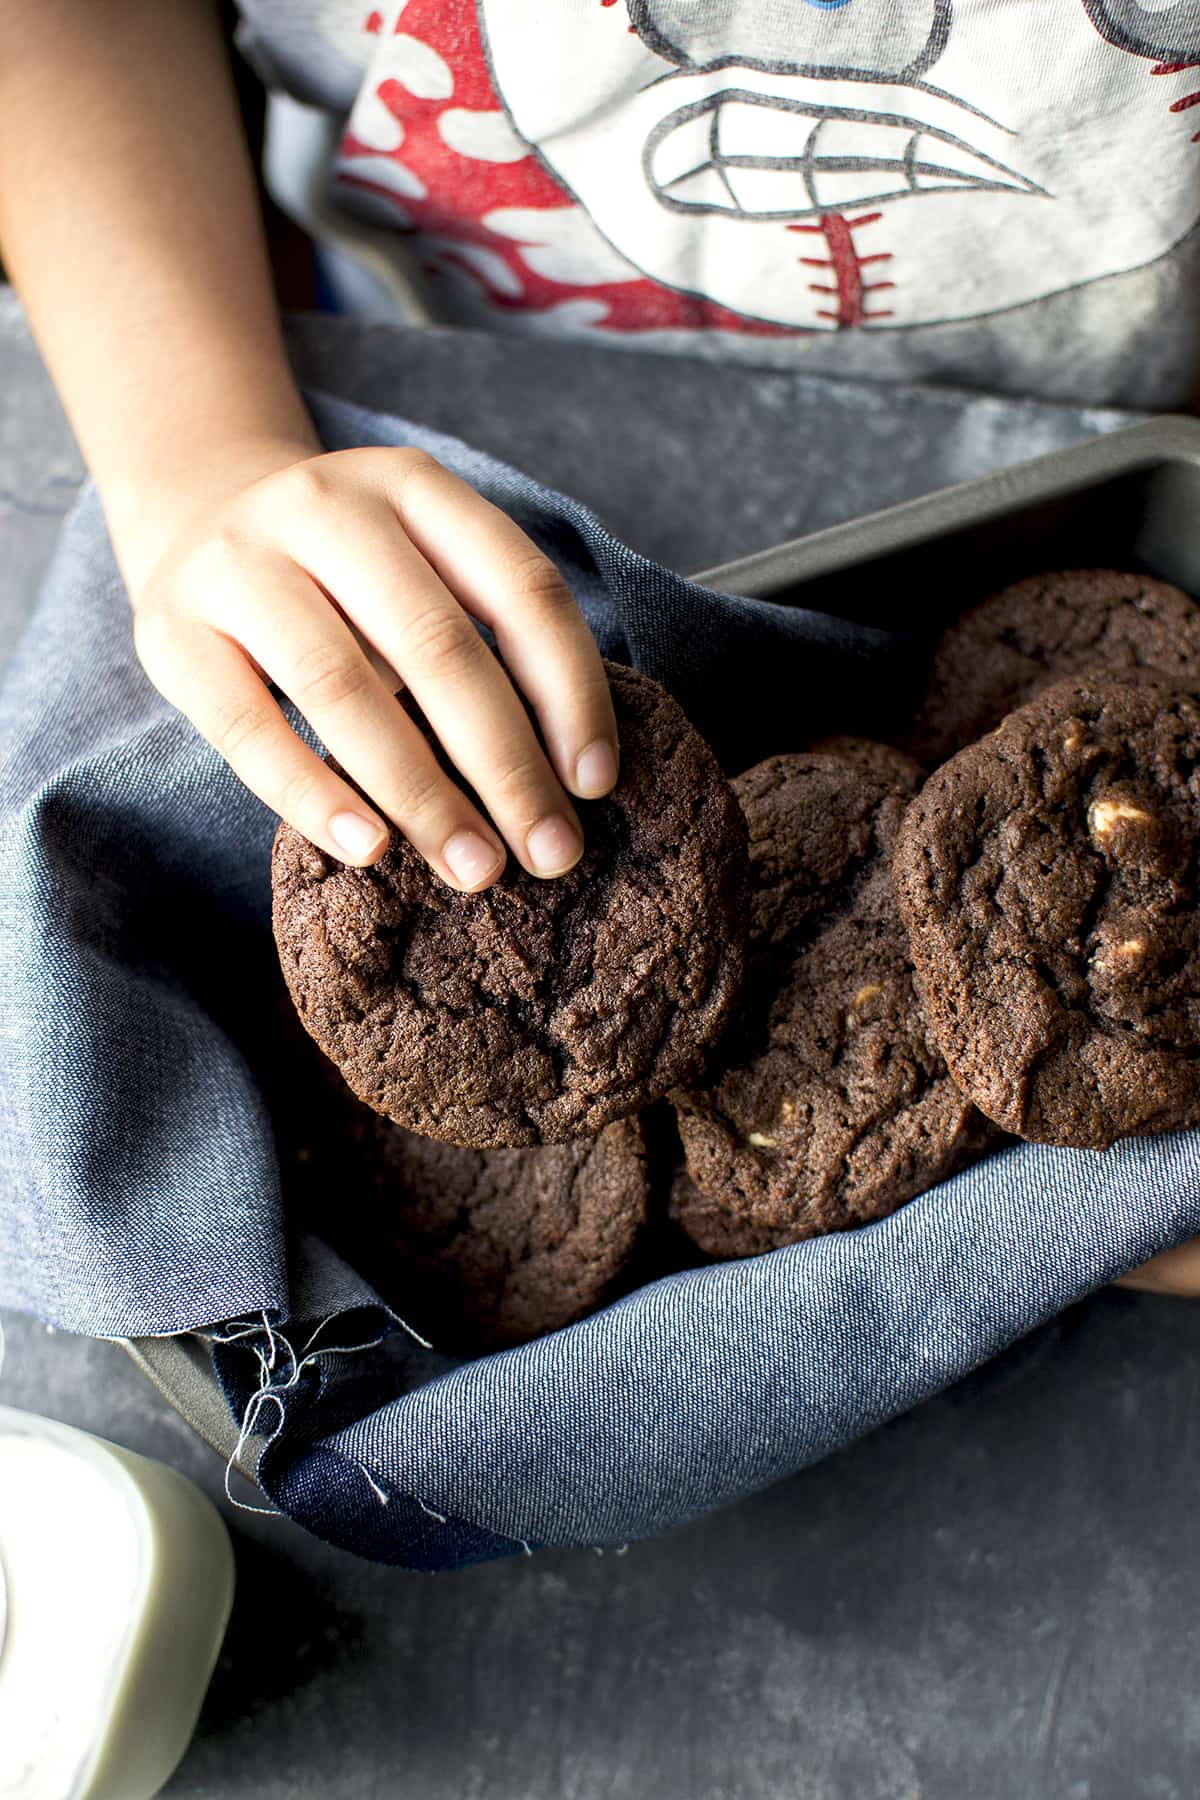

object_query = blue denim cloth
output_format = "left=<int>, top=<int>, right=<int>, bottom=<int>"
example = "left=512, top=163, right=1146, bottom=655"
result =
left=4, top=384, right=1200, bottom=1570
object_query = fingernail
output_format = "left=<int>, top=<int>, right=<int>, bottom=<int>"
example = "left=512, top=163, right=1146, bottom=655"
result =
left=527, top=813, right=582, bottom=876
left=574, top=738, right=618, bottom=797
left=330, top=811, right=386, bottom=861
left=443, top=828, right=504, bottom=888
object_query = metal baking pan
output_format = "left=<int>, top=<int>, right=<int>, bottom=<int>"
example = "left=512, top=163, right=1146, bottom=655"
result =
left=693, top=414, right=1200, bottom=613
left=121, top=412, right=1200, bottom=1489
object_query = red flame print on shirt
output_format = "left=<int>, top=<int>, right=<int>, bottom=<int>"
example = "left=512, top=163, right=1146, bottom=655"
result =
left=335, top=0, right=831, bottom=335
left=1152, top=60, right=1200, bottom=142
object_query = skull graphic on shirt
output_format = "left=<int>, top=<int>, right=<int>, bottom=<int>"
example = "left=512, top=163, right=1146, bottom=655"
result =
left=472, top=0, right=1200, bottom=328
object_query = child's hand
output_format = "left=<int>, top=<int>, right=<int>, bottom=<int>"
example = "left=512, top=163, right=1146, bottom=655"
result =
left=1115, top=1239, right=1200, bottom=1297
left=131, top=445, right=618, bottom=889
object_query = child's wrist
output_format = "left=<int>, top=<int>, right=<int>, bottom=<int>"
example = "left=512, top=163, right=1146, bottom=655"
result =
left=105, top=430, right=322, bottom=603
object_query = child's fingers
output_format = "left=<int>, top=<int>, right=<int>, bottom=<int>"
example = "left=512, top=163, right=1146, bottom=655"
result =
left=136, top=617, right=387, bottom=866
left=223, top=561, right=514, bottom=887
left=134, top=444, right=618, bottom=886
left=383, top=456, right=620, bottom=800
left=260, top=482, right=590, bottom=878
left=256, top=451, right=617, bottom=807
left=138, top=614, right=506, bottom=891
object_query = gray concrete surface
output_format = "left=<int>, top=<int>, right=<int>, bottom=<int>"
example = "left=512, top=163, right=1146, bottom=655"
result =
left=4, top=285, right=1200, bottom=1800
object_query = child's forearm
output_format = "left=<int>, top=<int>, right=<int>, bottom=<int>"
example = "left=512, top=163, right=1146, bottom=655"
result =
left=0, top=0, right=319, bottom=597
left=0, top=1, right=620, bottom=895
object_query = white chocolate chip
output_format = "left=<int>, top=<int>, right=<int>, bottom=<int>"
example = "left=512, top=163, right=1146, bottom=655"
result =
left=851, top=983, right=883, bottom=1008
left=1089, top=797, right=1153, bottom=838
left=747, top=1131, right=777, bottom=1149
left=779, top=1097, right=796, bottom=1121
left=1091, top=936, right=1147, bottom=971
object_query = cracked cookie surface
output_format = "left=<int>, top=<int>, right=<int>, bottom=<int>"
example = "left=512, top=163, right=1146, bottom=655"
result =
left=271, top=661, right=748, bottom=1146
left=672, top=747, right=985, bottom=1256
left=892, top=677, right=1200, bottom=1148
left=319, top=1100, right=649, bottom=1350
left=906, top=569, right=1200, bottom=768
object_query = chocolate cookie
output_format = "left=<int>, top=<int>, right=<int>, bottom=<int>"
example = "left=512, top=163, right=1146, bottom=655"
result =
left=733, top=744, right=923, bottom=950
left=272, top=661, right=749, bottom=1148
left=672, top=747, right=985, bottom=1255
left=906, top=569, right=1200, bottom=767
left=892, top=677, right=1200, bottom=1149
left=309, top=1096, right=649, bottom=1351
left=806, top=734, right=929, bottom=789
left=668, top=1164, right=782, bottom=1262
left=385, top=1112, right=647, bottom=1349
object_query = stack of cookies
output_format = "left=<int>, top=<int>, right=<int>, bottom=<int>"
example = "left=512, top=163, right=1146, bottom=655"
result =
left=272, top=662, right=751, bottom=1351
left=273, top=572, right=1200, bottom=1350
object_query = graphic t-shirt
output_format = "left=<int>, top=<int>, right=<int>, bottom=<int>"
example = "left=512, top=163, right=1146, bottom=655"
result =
left=233, top=0, right=1200, bottom=408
